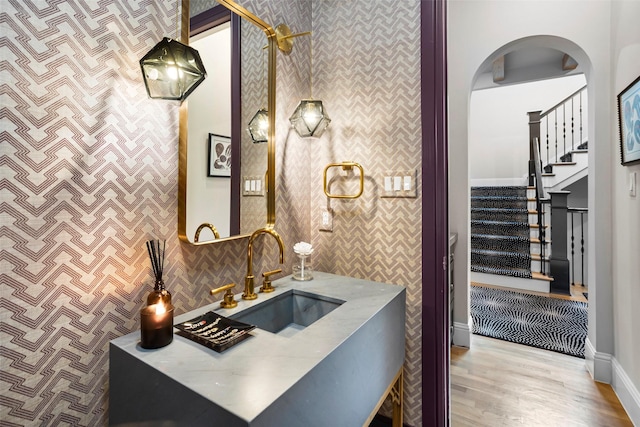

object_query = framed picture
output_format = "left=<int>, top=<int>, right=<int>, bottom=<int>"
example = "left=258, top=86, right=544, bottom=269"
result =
left=618, top=75, right=640, bottom=165
left=208, top=134, right=231, bottom=177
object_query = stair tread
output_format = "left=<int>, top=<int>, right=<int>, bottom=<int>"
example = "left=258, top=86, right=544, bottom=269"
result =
left=530, top=237, right=551, bottom=244
left=471, top=207, right=529, bottom=211
left=472, top=248, right=531, bottom=258
left=552, top=162, right=577, bottom=166
left=471, top=265, right=532, bottom=279
left=472, top=233, right=530, bottom=240
left=532, top=272, right=554, bottom=282
left=530, top=224, right=549, bottom=229
left=531, top=254, right=550, bottom=261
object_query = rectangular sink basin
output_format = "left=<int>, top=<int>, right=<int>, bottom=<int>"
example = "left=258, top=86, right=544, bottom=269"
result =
left=230, top=290, right=344, bottom=337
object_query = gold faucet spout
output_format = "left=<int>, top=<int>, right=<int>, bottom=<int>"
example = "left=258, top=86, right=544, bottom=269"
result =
left=244, top=228, right=285, bottom=300
left=194, top=223, right=220, bottom=242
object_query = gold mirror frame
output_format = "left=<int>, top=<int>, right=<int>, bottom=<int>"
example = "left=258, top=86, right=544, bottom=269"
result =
left=178, top=0, right=276, bottom=245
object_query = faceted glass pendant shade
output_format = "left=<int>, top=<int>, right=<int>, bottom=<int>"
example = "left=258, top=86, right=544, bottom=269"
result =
left=247, top=109, right=269, bottom=143
left=140, top=37, right=207, bottom=101
left=289, top=100, right=331, bottom=138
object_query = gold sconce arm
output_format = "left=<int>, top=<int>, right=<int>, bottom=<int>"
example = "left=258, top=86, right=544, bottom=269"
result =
left=273, top=24, right=311, bottom=54
left=210, top=283, right=238, bottom=309
left=323, top=162, right=365, bottom=199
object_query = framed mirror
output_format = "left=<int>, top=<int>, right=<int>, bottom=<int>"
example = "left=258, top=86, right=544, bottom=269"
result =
left=178, top=0, right=277, bottom=245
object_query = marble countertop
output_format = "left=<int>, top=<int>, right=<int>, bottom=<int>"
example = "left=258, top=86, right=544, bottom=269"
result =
left=110, top=271, right=405, bottom=425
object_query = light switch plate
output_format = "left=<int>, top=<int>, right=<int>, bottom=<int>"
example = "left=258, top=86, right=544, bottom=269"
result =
left=381, top=169, right=417, bottom=198
left=242, top=176, right=265, bottom=196
left=319, top=208, right=333, bottom=232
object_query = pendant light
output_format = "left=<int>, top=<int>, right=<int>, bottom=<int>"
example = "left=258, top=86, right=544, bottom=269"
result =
left=140, top=38, right=207, bottom=101
left=289, top=31, right=331, bottom=138
left=247, top=48, right=269, bottom=143
left=139, top=2, right=206, bottom=102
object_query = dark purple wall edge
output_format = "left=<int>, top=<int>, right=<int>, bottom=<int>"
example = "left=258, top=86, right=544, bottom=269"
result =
left=421, top=0, right=449, bottom=425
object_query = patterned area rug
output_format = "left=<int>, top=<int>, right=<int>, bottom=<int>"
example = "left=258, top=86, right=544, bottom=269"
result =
left=471, top=286, right=588, bottom=358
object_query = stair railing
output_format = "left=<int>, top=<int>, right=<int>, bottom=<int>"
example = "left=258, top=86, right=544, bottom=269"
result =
left=531, top=137, right=548, bottom=275
left=568, top=207, right=588, bottom=287
left=528, top=85, right=587, bottom=174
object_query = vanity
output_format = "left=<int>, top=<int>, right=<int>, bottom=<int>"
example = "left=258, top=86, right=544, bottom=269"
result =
left=109, top=272, right=406, bottom=426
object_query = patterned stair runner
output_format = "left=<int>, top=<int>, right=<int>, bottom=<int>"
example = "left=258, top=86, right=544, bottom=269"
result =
left=471, top=186, right=532, bottom=279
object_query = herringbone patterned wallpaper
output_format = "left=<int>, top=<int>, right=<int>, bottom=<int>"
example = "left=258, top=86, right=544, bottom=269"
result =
left=1, top=0, right=421, bottom=425
left=309, top=1, right=423, bottom=424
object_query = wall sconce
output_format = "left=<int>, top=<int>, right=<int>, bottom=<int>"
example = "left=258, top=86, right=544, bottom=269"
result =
left=140, top=37, right=207, bottom=102
left=247, top=108, right=269, bottom=143
left=247, top=45, right=269, bottom=143
left=287, top=28, right=331, bottom=138
left=290, top=100, right=330, bottom=138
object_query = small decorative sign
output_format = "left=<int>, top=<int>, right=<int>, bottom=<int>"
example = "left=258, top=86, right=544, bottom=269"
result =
left=618, top=75, right=640, bottom=165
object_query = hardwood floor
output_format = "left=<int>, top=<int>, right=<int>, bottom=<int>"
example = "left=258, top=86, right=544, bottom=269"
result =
left=451, top=335, right=633, bottom=426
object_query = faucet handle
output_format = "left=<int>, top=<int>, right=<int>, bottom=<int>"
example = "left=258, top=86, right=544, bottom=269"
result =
left=210, top=283, right=238, bottom=309
left=260, top=269, right=282, bottom=293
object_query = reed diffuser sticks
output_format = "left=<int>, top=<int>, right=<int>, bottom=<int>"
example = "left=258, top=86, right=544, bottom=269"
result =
left=146, top=239, right=166, bottom=285
left=145, top=239, right=171, bottom=306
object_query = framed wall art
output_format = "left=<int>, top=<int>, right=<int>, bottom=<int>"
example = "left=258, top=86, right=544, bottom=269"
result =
left=618, top=75, right=640, bottom=166
left=208, top=134, right=231, bottom=177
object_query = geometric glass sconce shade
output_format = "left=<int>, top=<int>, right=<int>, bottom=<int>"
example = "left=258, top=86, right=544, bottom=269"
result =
left=140, top=37, right=207, bottom=101
left=289, top=99, right=331, bottom=138
left=247, top=108, right=269, bottom=143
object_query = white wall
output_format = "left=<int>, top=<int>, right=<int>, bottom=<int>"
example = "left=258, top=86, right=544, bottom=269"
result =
left=187, top=24, right=232, bottom=240
left=470, top=75, right=587, bottom=180
left=611, top=0, right=640, bottom=423
left=449, top=0, right=615, bottom=383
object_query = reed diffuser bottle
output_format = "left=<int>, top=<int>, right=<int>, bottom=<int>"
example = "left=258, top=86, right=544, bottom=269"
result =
left=146, top=239, right=171, bottom=306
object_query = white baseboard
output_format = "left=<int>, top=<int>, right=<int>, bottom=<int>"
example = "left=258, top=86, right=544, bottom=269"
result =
left=452, top=321, right=470, bottom=348
left=471, top=177, right=527, bottom=187
left=470, top=271, right=550, bottom=293
left=585, top=337, right=613, bottom=384
left=612, top=358, right=640, bottom=426
left=585, top=337, right=595, bottom=378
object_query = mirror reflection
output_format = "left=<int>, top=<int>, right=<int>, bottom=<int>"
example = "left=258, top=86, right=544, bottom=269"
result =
left=179, top=1, right=269, bottom=244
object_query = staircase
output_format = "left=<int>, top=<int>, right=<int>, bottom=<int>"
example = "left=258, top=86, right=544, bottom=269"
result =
left=470, top=186, right=552, bottom=293
left=542, top=140, right=588, bottom=191
left=470, top=85, right=590, bottom=294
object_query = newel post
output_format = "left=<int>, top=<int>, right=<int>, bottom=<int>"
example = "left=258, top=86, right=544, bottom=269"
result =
left=528, top=111, right=542, bottom=187
left=549, top=191, right=571, bottom=295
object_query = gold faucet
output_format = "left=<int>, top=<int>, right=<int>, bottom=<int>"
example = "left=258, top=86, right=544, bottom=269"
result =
left=194, top=223, right=220, bottom=242
left=244, top=228, right=284, bottom=300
